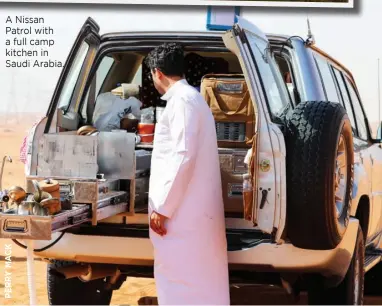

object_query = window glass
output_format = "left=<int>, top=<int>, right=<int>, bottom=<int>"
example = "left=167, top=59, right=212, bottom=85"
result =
left=245, top=30, right=288, bottom=117
left=95, top=56, right=114, bottom=95
left=344, top=76, right=368, bottom=140
left=314, top=55, right=339, bottom=103
left=332, top=68, right=357, bottom=132
left=57, top=42, right=89, bottom=110
left=275, top=55, right=297, bottom=105
left=131, top=65, right=142, bottom=86
left=81, top=55, right=115, bottom=120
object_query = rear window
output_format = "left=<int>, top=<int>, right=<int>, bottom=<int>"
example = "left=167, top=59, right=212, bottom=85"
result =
left=245, top=30, right=288, bottom=118
left=332, top=68, right=357, bottom=135
left=57, top=41, right=89, bottom=110
left=344, top=76, right=368, bottom=140
left=314, top=55, right=340, bottom=103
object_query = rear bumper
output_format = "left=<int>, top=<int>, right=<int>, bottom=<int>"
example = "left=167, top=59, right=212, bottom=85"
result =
left=28, top=218, right=359, bottom=279
left=229, top=218, right=358, bottom=279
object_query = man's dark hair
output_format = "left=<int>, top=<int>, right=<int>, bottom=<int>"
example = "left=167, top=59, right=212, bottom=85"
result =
left=145, top=43, right=184, bottom=78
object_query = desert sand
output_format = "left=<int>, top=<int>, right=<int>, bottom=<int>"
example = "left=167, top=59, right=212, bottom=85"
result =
left=0, top=113, right=381, bottom=305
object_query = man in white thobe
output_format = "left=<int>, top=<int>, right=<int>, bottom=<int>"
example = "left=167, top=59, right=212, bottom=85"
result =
left=146, top=43, right=230, bottom=305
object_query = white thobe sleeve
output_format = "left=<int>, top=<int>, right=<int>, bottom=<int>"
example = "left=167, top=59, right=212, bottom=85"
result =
left=154, top=96, right=199, bottom=218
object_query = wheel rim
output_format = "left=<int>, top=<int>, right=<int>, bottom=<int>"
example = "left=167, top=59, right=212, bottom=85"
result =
left=334, top=134, right=348, bottom=221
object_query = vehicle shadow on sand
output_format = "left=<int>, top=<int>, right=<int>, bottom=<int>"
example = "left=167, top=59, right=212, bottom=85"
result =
left=131, top=284, right=382, bottom=305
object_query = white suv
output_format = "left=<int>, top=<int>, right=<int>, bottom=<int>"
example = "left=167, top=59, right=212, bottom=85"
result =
left=1, top=16, right=382, bottom=305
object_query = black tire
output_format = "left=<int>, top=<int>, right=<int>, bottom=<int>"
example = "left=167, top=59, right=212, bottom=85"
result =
left=308, top=225, right=365, bottom=305
left=47, top=260, right=113, bottom=305
left=364, top=260, right=382, bottom=295
left=286, top=101, right=354, bottom=250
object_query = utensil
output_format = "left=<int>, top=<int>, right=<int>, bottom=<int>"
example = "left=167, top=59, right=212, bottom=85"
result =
left=17, top=201, right=35, bottom=215
left=8, top=186, right=26, bottom=203
left=32, top=203, right=48, bottom=216
left=40, top=197, right=60, bottom=215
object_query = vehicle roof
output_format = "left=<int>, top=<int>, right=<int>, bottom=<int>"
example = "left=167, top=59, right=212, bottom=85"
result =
left=101, top=31, right=224, bottom=41
left=100, top=31, right=290, bottom=41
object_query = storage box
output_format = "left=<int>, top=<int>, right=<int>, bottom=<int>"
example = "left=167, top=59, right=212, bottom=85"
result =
left=37, top=132, right=136, bottom=180
left=218, top=148, right=249, bottom=215
left=37, top=134, right=98, bottom=178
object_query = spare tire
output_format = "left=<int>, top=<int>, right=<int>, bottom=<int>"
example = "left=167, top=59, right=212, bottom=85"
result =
left=285, top=101, right=354, bottom=250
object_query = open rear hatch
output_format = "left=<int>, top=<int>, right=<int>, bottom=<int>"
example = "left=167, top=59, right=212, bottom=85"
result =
left=0, top=131, right=139, bottom=240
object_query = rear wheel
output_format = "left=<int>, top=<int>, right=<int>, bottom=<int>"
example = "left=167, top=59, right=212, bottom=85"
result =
left=47, top=260, right=113, bottom=305
left=307, top=225, right=365, bottom=305
left=364, top=261, right=382, bottom=295
left=286, top=101, right=354, bottom=250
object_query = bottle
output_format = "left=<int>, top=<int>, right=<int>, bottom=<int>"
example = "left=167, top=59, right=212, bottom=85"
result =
left=243, top=173, right=253, bottom=221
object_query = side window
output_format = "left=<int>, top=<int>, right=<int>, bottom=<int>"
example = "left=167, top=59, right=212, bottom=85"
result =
left=275, top=55, right=299, bottom=105
left=245, top=31, right=288, bottom=118
left=332, top=68, right=357, bottom=133
left=344, top=77, right=369, bottom=140
left=81, top=56, right=115, bottom=121
left=95, top=56, right=115, bottom=95
left=131, top=65, right=142, bottom=86
left=314, top=55, right=340, bottom=103
left=57, top=41, right=89, bottom=110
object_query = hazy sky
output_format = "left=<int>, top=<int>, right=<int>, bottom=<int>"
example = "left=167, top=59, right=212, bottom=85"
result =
left=0, top=1, right=380, bottom=125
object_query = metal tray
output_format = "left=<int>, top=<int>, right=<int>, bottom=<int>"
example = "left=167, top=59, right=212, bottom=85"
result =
left=0, top=190, right=129, bottom=241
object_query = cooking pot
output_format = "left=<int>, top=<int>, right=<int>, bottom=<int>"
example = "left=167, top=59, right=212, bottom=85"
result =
left=8, top=186, right=26, bottom=203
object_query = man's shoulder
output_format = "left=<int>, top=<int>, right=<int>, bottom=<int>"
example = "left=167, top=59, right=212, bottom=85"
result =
left=177, top=83, right=206, bottom=104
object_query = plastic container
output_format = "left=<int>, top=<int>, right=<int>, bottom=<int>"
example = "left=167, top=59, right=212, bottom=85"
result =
left=139, top=133, right=154, bottom=143
left=140, top=107, right=155, bottom=123
left=138, top=123, right=155, bottom=134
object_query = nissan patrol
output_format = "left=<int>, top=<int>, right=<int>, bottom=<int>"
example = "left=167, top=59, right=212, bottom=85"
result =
left=1, top=16, right=382, bottom=305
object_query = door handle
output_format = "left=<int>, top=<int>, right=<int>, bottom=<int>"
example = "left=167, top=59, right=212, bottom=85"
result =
left=260, top=189, right=268, bottom=209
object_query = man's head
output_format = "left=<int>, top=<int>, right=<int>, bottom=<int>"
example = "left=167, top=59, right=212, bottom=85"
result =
left=145, top=43, right=185, bottom=95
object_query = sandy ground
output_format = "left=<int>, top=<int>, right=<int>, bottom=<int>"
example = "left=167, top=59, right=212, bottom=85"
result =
left=0, top=113, right=39, bottom=190
left=0, top=114, right=382, bottom=305
left=0, top=255, right=288, bottom=305
left=0, top=258, right=158, bottom=305
left=1, top=256, right=382, bottom=305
